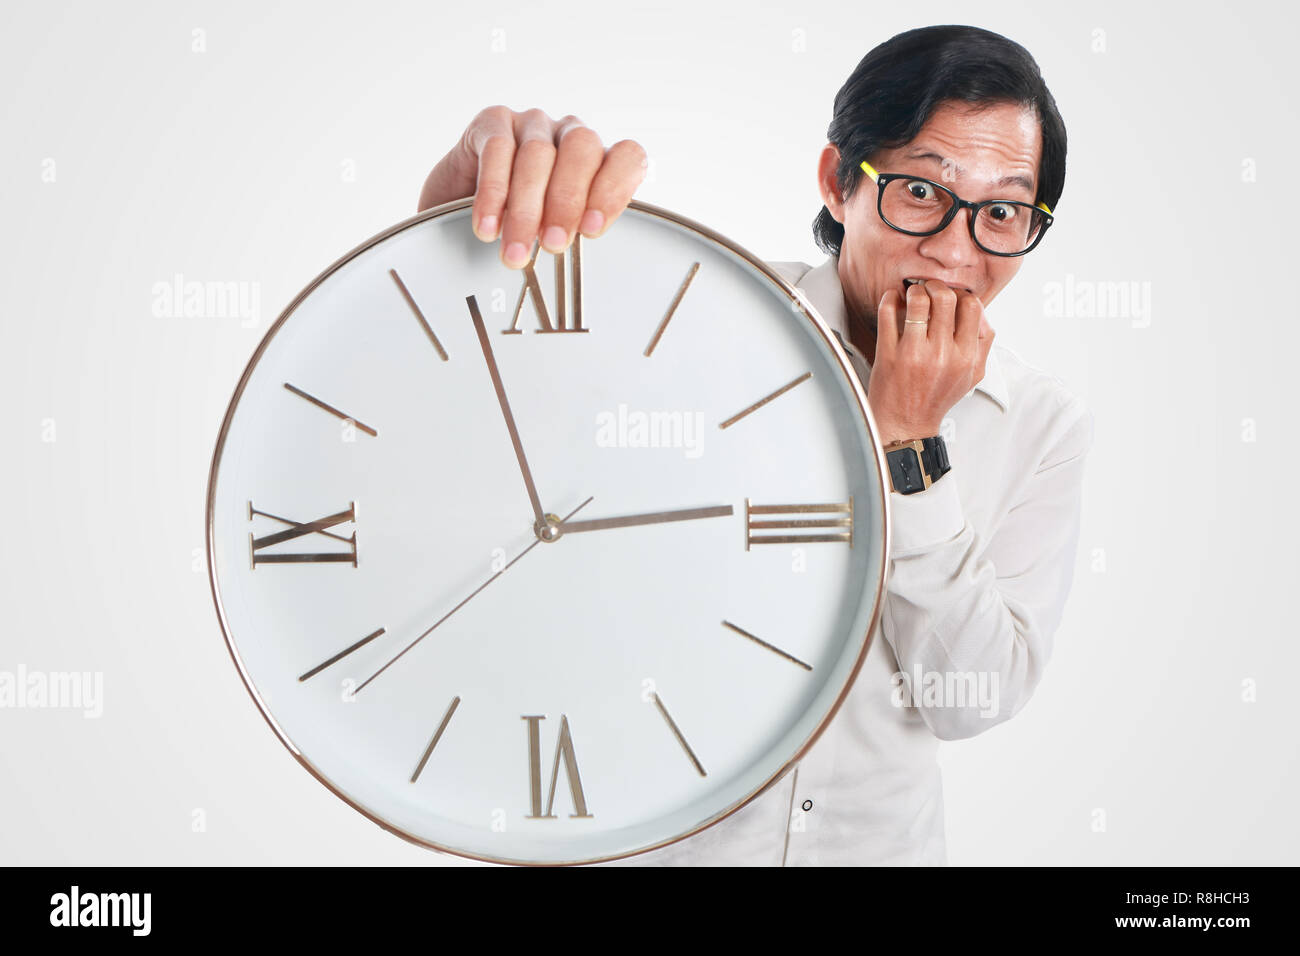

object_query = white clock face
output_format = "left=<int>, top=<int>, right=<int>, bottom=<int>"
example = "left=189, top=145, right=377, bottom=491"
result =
left=207, top=199, right=888, bottom=864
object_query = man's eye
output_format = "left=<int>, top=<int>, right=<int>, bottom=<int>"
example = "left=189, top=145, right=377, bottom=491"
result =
left=986, top=202, right=1019, bottom=223
left=905, top=180, right=938, bottom=201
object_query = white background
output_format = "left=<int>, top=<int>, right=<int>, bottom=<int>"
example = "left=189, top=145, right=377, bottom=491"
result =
left=1, top=0, right=1295, bottom=865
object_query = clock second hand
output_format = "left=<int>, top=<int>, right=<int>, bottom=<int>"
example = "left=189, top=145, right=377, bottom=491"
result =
left=354, top=495, right=594, bottom=694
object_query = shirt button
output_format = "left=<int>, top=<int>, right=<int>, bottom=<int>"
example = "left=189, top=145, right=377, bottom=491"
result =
left=802, top=799, right=813, bottom=812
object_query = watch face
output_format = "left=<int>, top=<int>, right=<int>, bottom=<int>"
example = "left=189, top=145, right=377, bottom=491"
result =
left=888, top=446, right=925, bottom=494
left=206, top=198, right=889, bottom=864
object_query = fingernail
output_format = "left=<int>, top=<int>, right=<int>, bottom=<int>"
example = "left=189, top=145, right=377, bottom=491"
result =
left=580, top=209, right=604, bottom=236
left=478, top=215, right=498, bottom=240
left=541, top=225, right=567, bottom=252
left=504, top=241, right=528, bottom=268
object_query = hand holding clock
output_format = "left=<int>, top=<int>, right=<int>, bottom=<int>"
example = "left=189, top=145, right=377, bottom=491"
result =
left=418, top=105, right=649, bottom=270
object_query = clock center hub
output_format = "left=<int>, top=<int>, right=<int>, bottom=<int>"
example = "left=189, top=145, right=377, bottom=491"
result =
left=534, top=513, right=564, bottom=543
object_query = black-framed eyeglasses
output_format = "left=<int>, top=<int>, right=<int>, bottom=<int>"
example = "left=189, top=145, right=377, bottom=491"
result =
left=859, top=160, right=1054, bottom=257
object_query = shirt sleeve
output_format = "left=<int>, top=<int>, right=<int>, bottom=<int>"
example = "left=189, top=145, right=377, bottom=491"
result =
left=880, top=398, right=1095, bottom=741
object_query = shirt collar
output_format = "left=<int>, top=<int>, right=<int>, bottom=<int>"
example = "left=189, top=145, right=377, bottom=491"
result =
left=792, top=255, right=1009, bottom=414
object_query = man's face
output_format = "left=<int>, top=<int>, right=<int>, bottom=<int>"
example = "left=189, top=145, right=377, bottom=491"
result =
left=819, top=99, right=1043, bottom=341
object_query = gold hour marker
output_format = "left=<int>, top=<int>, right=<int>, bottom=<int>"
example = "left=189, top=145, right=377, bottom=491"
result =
left=390, top=268, right=449, bottom=360
left=298, top=626, right=386, bottom=682
left=282, top=383, right=378, bottom=436
left=652, top=692, right=706, bottom=777
left=411, top=696, right=461, bottom=783
left=643, top=261, right=700, bottom=357
left=248, top=500, right=359, bottom=567
left=721, top=620, right=812, bottom=671
left=522, top=714, right=593, bottom=818
left=718, top=371, right=813, bottom=429
left=504, top=236, right=587, bottom=334
left=745, top=498, right=853, bottom=550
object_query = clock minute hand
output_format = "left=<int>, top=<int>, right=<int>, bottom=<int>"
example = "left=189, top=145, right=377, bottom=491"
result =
left=558, top=504, right=734, bottom=535
left=467, top=293, right=549, bottom=532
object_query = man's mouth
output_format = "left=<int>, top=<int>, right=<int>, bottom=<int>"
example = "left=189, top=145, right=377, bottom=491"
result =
left=903, top=277, right=974, bottom=295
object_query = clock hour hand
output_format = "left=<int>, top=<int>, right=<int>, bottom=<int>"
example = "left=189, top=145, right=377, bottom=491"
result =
left=466, top=293, right=552, bottom=535
left=557, top=504, right=734, bottom=536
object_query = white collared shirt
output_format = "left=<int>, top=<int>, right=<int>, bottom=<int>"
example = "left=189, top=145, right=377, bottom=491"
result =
left=602, top=254, right=1095, bottom=866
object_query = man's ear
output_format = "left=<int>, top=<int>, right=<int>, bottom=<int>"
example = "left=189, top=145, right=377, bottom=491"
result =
left=818, top=143, right=846, bottom=223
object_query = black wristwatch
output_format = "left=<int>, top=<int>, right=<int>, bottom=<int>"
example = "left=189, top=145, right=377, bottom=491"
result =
left=883, top=435, right=951, bottom=495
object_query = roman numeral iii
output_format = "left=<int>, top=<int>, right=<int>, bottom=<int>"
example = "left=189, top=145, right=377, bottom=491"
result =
left=247, top=501, right=359, bottom=567
left=521, top=714, right=593, bottom=819
left=745, top=498, right=854, bottom=549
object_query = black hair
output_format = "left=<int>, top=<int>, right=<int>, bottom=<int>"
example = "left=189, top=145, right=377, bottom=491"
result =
left=813, top=24, right=1067, bottom=257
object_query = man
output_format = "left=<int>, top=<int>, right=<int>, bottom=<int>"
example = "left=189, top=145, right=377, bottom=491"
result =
left=418, top=24, right=1094, bottom=865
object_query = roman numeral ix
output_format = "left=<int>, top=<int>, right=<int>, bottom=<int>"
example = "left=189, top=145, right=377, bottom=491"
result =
left=248, top=501, right=359, bottom=567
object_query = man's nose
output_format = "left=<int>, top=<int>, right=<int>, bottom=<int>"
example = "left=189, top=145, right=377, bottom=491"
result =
left=917, top=206, right=979, bottom=267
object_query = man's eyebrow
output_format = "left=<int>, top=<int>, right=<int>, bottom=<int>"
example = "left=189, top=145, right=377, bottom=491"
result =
left=901, top=150, right=1036, bottom=195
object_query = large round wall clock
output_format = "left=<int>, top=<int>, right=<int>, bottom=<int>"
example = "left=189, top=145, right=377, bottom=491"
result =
left=206, top=197, right=891, bottom=865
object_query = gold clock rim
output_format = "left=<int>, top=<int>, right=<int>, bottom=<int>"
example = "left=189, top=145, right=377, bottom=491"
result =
left=204, top=195, right=894, bottom=867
